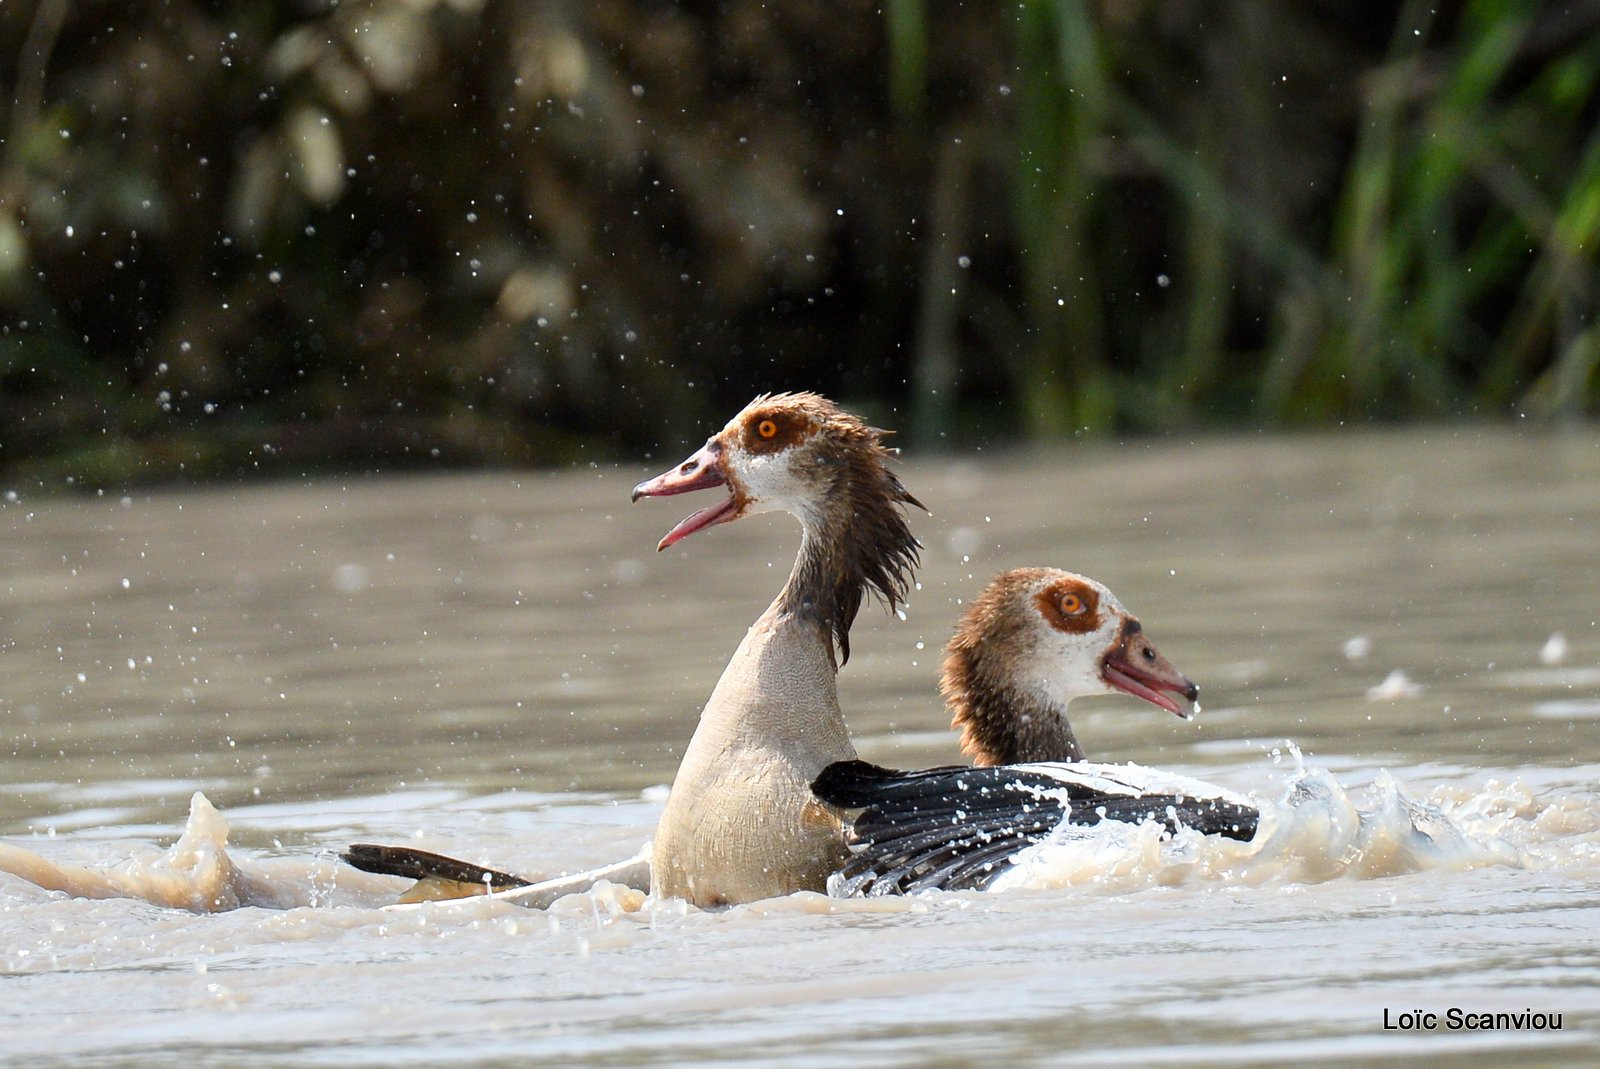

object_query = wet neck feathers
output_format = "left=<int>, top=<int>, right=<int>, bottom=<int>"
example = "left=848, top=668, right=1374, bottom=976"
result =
left=943, top=636, right=1086, bottom=765
left=774, top=450, right=922, bottom=667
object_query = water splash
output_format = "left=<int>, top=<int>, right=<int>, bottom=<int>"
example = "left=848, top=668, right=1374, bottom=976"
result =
left=0, top=794, right=365, bottom=912
left=989, top=762, right=1590, bottom=895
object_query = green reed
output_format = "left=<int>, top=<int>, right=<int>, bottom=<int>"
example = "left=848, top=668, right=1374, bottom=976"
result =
left=976, top=0, right=1600, bottom=435
left=1009, top=0, right=1114, bottom=436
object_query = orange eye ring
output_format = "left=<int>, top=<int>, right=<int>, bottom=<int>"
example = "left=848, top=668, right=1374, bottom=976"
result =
left=757, top=418, right=778, bottom=439
left=1059, top=593, right=1086, bottom=616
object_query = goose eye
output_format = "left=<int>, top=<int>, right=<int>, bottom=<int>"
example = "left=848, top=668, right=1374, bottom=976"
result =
left=756, top=418, right=779, bottom=439
left=1059, top=592, right=1086, bottom=616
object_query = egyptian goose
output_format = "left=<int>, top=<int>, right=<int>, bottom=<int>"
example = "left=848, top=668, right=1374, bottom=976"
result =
left=630, top=392, right=923, bottom=905
left=812, top=568, right=1258, bottom=895
left=344, top=392, right=923, bottom=907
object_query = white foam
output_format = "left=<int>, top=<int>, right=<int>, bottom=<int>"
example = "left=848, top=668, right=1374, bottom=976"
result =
left=1366, top=669, right=1424, bottom=701
left=988, top=762, right=1590, bottom=895
left=1539, top=632, right=1569, bottom=665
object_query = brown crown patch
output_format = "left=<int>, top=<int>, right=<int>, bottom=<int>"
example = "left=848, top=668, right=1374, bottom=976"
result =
left=740, top=404, right=813, bottom=454
left=1034, top=577, right=1103, bottom=635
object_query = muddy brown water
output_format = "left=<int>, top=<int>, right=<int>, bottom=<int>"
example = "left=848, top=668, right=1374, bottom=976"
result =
left=3, top=426, right=1598, bottom=1066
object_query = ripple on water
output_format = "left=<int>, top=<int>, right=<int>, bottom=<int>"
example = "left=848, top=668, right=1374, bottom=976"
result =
left=1530, top=699, right=1600, bottom=719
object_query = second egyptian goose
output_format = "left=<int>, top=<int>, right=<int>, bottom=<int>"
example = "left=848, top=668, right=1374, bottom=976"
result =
left=813, top=568, right=1258, bottom=895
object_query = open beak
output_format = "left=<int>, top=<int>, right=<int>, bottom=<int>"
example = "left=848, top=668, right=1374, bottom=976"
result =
left=630, top=440, right=741, bottom=551
left=1100, top=620, right=1200, bottom=719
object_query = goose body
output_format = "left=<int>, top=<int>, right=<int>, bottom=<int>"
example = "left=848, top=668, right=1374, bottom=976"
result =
left=632, top=393, right=922, bottom=905
left=347, top=393, right=921, bottom=907
left=645, top=598, right=858, bottom=904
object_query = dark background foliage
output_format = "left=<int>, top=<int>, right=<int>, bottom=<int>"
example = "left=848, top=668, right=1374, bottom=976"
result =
left=2, top=0, right=1597, bottom=487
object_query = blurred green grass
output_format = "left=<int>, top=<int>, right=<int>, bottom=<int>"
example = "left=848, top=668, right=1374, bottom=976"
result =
left=2, top=1, right=1596, bottom=487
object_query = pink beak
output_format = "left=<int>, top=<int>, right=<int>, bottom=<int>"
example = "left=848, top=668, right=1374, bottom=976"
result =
left=631, top=441, right=741, bottom=551
left=1101, top=620, right=1199, bottom=719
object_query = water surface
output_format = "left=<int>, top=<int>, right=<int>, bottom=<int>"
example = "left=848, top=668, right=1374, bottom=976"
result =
left=3, top=427, right=1598, bottom=1066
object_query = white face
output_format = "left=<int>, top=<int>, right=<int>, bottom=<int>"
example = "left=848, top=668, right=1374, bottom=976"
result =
left=723, top=435, right=823, bottom=526
left=713, top=406, right=830, bottom=530
left=1009, top=574, right=1128, bottom=709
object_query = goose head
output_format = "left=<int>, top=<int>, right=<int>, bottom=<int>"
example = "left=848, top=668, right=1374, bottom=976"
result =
left=631, top=392, right=923, bottom=662
left=943, top=568, right=1198, bottom=765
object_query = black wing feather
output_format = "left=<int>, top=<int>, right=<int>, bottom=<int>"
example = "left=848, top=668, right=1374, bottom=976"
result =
left=814, top=760, right=1259, bottom=896
left=839, top=809, right=1063, bottom=895
left=341, top=843, right=531, bottom=889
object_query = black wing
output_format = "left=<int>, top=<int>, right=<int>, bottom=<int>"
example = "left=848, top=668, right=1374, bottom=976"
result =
left=342, top=843, right=531, bottom=889
left=812, top=759, right=1258, bottom=896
